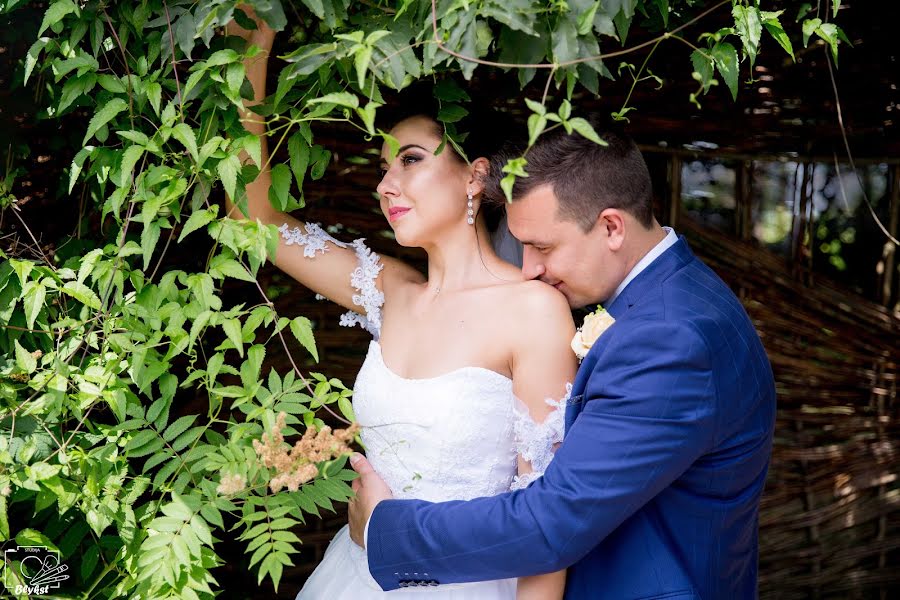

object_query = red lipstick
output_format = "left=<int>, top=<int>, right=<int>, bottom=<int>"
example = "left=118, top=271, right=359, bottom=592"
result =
left=388, top=207, right=411, bottom=222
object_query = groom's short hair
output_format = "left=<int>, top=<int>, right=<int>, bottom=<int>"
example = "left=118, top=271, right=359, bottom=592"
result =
left=485, top=117, right=653, bottom=232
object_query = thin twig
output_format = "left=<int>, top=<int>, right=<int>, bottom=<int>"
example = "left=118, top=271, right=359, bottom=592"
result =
left=825, top=48, right=899, bottom=246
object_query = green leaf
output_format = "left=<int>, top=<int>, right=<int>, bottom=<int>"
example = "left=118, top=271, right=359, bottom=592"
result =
left=356, top=101, right=381, bottom=137
left=172, top=123, right=199, bottom=161
left=226, top=62, right=245, bottom=96
left=15, top=529, right=59, bottom=553
left=179, top=207, right=218, bottom=242
left=0, top=496, right=7, bottom=541
left=354, top=45, right=373, bottom=89
left=690, top=50, right=715, bottom=93
left=141, top=221, right=161, bottom=271
left=211, top=256, right=255, bottom=282
left=527, top=113, right=547, bottom=147
left=9, top=259, right=32, bottom=287
left=98, top=74, right=126, bottom=94
left=551, top=18, right=578, bottom=64
left=125, top=430, right=158, bottom=453
left=711, top=42, right=739, bottom=100
left=163, top=415, right=197, bottom=442
left=61, top=281, right=101, bottom=309
left=732, top=5, right=762, bottom=66
left=338, top=396, right=355, bottom=422
left=24, top=38, right=49, bottom=85
left=23, top=282, right=45, bottom=329
left=437, top=103, right=468, bottom=124
left=38, top=0, right=77, bottom=37
left=146, top=81, right=162, bottom=115
left=288, top=132, right=311, bottom=190
left=218, top=154, right=241, bottom=200
left=577, top=1, right=600, bottom=36
left=254, top=0, right=287, bottom=30
left=15, top=339, right=37, bottom=374
left=223, top=318, right=244, bottom=357
left=68, top=146, right=93, bottom=194
left=308, top=92, right=359, bottom=109
left=118, top=145, right=144, bottom=187
left=58, top=72, right=97, bottom=114
left=269, top=164, right=292, bottom=211
left=83, top=97, right=128, bottom=145
left=802, top=18, right=822, bottom=47
left=207, top=49, right=239, bottom=66
left=309, top=146, right=331, bottom=180
left=761, top=12, right=794, bottom=61
left=283, top=43, right=337, bottom=79
left=290, top=317, right=318, bottom=362
left=815, top=22, right=841, bottom=61
left=569, top=117, right=607, bottom=146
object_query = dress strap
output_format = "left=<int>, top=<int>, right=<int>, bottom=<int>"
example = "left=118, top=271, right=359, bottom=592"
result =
left=509, top=383, right=571, bottom=491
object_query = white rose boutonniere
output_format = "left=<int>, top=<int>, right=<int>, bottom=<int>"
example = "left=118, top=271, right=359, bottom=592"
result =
left=571, top=306, right=615, bottom=360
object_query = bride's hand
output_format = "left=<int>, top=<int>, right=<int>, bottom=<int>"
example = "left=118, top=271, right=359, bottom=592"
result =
left=225, top=4, right=276, bottom=52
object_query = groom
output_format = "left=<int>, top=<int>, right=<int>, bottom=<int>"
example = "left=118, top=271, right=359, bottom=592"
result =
left=347, top=122, right=776, bottom=599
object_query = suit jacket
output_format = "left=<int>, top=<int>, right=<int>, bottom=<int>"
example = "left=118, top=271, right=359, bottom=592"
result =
left=365, top=237, right=776, bottom=599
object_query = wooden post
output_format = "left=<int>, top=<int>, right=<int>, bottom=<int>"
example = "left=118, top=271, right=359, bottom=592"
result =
left=736, top=160, right=753, bottom=241
left=669, top=155, right=681, bottom=229
left=879, top=164, right=899, bottom=308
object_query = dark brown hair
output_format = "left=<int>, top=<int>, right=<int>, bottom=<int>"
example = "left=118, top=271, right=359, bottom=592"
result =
left=484, top=116, right=654, bottom=231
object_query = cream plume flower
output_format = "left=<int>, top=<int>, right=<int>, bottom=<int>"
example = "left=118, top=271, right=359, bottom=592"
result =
left=571, top=307, right=615, bottom=360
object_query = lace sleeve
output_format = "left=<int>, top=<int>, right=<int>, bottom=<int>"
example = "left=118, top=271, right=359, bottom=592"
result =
left=509, top=383, right=571, bottom=491
left=278, top=223, right=385, bottom=339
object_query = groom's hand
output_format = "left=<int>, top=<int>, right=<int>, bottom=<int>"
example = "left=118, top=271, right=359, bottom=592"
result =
left=348, top=453, right=393, bottom=548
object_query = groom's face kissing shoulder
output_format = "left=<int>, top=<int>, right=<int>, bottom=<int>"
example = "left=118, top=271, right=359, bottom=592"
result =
left=506, top=183, right=632, bottom=309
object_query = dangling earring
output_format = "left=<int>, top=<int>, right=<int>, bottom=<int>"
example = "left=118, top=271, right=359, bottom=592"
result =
left=466, top=192, right=475, bottom=225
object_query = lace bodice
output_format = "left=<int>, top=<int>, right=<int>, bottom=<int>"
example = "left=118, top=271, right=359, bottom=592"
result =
left=354, top=340, right=520, bottom=500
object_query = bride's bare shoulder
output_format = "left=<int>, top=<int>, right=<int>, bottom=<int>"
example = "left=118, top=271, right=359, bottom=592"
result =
left=497, top=280, right=574, bottom=330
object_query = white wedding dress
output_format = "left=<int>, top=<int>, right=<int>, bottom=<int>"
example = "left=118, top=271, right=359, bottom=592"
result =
left=281, top=223, right=564, bottom=599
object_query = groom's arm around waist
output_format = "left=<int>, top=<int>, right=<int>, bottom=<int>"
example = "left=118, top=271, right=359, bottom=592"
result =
left=366, top=320, right=719, bottom=591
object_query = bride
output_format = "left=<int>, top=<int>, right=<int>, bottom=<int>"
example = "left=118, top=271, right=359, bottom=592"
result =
left=225, top=9, right=576, bottom=599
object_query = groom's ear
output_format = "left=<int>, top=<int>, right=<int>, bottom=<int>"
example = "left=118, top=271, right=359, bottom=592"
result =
left=597, top=208, right=626, bottom=251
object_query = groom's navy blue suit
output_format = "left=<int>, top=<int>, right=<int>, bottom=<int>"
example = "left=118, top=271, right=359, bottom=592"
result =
left=365, top=237, right=776, bottom=599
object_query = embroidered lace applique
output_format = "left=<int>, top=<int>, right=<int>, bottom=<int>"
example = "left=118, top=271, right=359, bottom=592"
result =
left=509, top=382, right=571, bottom=491
left=341, top=239, right=384, bottom=338
left=278, top=222, right=348, bottom=258
left=277, top=222, right=385, bottom=339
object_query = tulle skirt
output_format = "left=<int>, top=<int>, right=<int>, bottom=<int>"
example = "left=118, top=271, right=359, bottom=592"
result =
left=295, top=524, right=517, bottom=599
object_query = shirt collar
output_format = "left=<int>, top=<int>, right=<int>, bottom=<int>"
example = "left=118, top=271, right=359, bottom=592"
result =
left=604, top=226, right=678, bottom=308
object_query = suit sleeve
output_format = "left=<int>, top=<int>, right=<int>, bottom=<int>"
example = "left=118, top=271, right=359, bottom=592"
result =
left=365, top=320, right=719, bottom=590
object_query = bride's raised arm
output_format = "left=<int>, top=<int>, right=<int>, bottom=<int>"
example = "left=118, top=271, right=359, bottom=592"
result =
left=223, top=8, right=423, bottom=320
